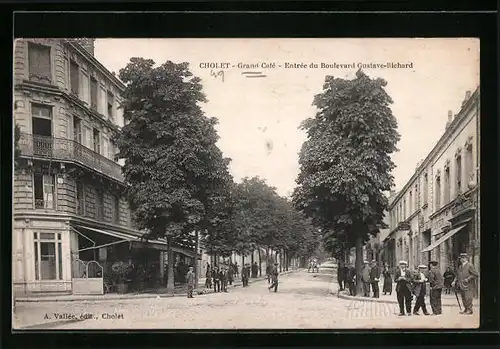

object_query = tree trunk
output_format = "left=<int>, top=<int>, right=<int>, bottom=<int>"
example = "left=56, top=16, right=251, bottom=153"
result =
left=166, top=236, right=175, bottom=295
left=258, top=248, right=262, bottom=276
left=242, top=254, right=245, bottom=267
left=285, top=250, right=289, bottom=271
left=251, top=250, right=255, bottom=265
left=355, top=235, right=364, bottom=296
left=279, top=250, right=283, bottom=272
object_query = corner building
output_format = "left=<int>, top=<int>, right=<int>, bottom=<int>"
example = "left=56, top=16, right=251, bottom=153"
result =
left=382, top=88, right=479, bottom=297
left=13, top=39, right=196, bottom=296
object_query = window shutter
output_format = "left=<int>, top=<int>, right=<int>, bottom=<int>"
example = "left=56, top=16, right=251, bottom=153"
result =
left=81, top=72, right=90, bottom=105
left=102, top=136, right=109, bottom=157
left=99, top=86, right=107, bottom=116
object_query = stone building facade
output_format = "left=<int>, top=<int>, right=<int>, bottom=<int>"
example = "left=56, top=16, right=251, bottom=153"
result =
left=382, top=88, right=479, bottom=295
left=13, top=38, right=195, bottom=296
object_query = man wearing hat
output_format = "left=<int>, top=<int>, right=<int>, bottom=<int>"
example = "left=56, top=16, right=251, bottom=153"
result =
left=369, top=260, right=381, bottom=298
left=428, top=260, right=444, bottom=315
left=412, top=265, right=430, bottom=315
left=395, top=260, right=413, bottom=316
left=241, top=263, right=250, bottom=287
left=452, top=253, right=478, bottom=315
left=361, top=261, right=372, bottom=297
left=268, top=262, right=279, bottom=292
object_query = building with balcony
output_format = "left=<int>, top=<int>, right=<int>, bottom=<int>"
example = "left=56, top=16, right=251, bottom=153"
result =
left=381, top=88, right=479, bottom=295
left=13, top=38, right=197, bottom=296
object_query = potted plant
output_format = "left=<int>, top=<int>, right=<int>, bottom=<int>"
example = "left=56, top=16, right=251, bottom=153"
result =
left=111, top=261, right=131, bottom=294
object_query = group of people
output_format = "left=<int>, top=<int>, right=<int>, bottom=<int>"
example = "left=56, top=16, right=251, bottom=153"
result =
left=337, top=252, right=478, bottom=316
left=204, top=264, right=235, bottom=293
left=395, top=253, right=478, bottom=316
left=337, top=260, right=393, bottom=298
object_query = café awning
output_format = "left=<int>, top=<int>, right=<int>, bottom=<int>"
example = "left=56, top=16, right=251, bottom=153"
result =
left=421, top=223, right=468, bottom=253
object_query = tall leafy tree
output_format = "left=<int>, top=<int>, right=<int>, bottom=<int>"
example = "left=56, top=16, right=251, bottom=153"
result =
left=293, top=70, right=400, bottom=294
left=115, top=58, right=233, bottom=293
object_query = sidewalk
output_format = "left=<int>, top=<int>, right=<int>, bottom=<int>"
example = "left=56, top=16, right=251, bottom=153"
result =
left=15, top=269, right=299, bottom=303
left=330, top=281, right=479, bottom=308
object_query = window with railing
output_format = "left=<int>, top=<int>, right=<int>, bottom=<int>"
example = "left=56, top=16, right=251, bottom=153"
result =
left=93, top=128, right=101, bottom=154
left=409, top=191, right=413, bottom=214
left=444, top=167, right=451, bottom=204
left=465, top=143, right=473, bottom=184
left=403, top=199, right=406, bottom=220
left=423, top=173, right=428, bottom=205
left=435, top=175, right=441, bottom=209
left=28, top=42, right=52, bottom=83
left=34, top=232, right=63, bottom=280
left=76, top=181, right=85, bottom=215
left=90, top=77, right=98, bottom=111
left=70, top=60, right=79, bottom=95
left=414, top=185, right=418, bottom=211
left=96, top=190, right=104, bottom=220
left=34, top=173, right=55, bottom=209
left=456, top=154, right=462, bottom=195
left=107, top=91, right=114, bottom=120
left=73, top=117, right=82, bottom=144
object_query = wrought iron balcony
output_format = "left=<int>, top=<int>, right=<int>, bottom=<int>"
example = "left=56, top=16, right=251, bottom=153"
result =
left=19, top=133, right=124, bottom=182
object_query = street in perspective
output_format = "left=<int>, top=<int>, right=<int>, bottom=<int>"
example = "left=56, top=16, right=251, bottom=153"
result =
left=13, top=38, right=480, bottom=330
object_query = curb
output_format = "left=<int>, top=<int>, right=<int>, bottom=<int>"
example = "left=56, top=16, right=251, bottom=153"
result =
left=16, top=269, right=300, bottom=303
left=16, top=318, right=86, bottom=330
left=335, top=287, right=479, bottom=308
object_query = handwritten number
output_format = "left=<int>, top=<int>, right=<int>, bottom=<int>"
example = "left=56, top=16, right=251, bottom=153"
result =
left=210, top=70, right=224, bottom=82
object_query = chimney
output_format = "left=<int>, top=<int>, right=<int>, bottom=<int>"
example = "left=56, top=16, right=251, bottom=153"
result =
left=72, top=38, right=95, bottom=56
left=461, top=90, right=472, bottom=107
left=445, top=110, right=453, bottom=129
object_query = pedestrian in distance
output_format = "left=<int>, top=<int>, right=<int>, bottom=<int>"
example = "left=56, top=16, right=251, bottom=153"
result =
left=220, top=267, right=228, bottom=292
left=234, top=262, right=239, bottom=278
left=452, top=253, right=478, bottom=315
left=205, top=264, right=212, bottom=289
left=395, top=260, right=413, bottom=316
left=346, top=264, right=357, bottom=296
left=337, top=262, right=345, bottom=291
left=212, top=266, right=221, bottom=293
left=443, top=266, right=456, bottom=295
left=268, top=262, right=279, bottom=292
left=242, top=263, right=250, bottom=287
left=227, top=265, right=234, bottom=286
left=412, top=265, right=430, bottom=315
left=361, top=261, right=371, bottom=297
left=186, top=266, right=195, bottom=298
left=252, top=262, right=259, bottom=278
left=428, top=260, right=444, bottom=315
left=266, top=264, right=272, bottom=284
left=370, top=260, right=381, bottom=298
left=382, top=264, right=393, bottom=296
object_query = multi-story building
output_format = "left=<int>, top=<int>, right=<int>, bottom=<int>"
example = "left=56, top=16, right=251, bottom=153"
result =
left=13, top=38, right=197, bottom=296
left=381, top=88, right=479, bottom=295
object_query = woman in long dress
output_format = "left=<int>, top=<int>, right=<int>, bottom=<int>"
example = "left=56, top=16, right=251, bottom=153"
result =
left=382, top=265, right=393, bottom=295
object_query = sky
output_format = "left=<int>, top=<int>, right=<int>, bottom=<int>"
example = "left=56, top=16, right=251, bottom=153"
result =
left=94, top=38, right=479, bottom=197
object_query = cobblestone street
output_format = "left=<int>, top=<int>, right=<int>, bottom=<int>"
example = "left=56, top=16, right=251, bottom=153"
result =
left=14, top=264, right=479, bottom=330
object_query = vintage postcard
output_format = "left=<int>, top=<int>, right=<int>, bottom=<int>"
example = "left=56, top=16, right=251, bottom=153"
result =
left=12, top=38, right=479, bottom=330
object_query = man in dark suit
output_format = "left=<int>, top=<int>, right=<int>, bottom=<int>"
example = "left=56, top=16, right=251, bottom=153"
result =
left=428, top=260, right=444, bottom=315
left=220, top=267, right=228, bottom=292
left=361, top=261, right=371, bottom=297
left=412, top=265, right=430, bottom=315
left=241, top=263, right=250, bottom=287
left=452, top=253, right=478, bottom=315
left=395, top=260, right=413, bottom=316
left=370, top=260, right=381, bottom=298
left=346, top=264, right=357, bottom=296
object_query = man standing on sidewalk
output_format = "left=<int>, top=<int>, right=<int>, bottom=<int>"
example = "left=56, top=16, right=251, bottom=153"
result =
left=242, top=263, right=250, bottom=287
left=346, top=264, right=357, bottom=296
left=412, top=265, right=430, bottom=316
left=186, top=266, right=195, bottom=298
left=370, top=260, right=381, bottom=298
left=428, top=260, right=444, bottom=315
left=452, top=253, right=478, bottom=315
left=395, top=260, right=413, bottom=316
left=212, top=266, right=221, bottom=293
left=361, top=261, right=371, bottom=297
left=220, top=266, right=228, bottom=292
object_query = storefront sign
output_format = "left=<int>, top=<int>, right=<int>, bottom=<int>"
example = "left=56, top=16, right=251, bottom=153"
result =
left=451, top=197, right=474, bottom=216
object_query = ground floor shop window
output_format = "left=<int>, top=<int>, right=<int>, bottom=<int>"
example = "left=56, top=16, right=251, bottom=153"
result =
left=34, top=232, right=63, bottom=280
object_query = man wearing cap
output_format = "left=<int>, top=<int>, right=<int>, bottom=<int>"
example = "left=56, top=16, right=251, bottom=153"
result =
left=395, top=260, right=413, bottom=316
left=452, top=253, right=478, bottom=315
left=369, top=260, right=381, bottom=298
left=268, top=262, right=279, bottom=292
left=361, top=261, right=371, bottom=297
left=428, top=260, right=444, bottom=315
left=412, top=265, right=430, bottom=315
left=346, top=264, right=357, bottom=296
